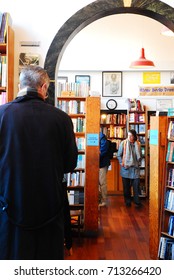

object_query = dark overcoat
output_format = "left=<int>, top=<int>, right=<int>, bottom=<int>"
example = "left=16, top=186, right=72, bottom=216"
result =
left=0, top=90, right=78, bottom=259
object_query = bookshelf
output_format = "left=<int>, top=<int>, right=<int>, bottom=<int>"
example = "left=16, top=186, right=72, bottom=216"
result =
left=158, top=117, right=174, bottom=259
left=100, top=109, right=127, bottom=194
left=57, top=96, right=100, bottom=234
left=127, top=107, right=148, bottom=197
left=149, top=116, right=167, bottom=259
left=0, top=26, right=14, bottom=103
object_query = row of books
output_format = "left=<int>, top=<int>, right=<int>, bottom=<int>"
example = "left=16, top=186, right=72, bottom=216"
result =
left=102, top=137, right=123, bottom=150
left=68, top=190, right=84, bottom=205
left=167, top=121, right=174, bottom=140
left=0, top=12, right=12, bottom=44
left=158, top=237, right=174, bottom=260
left=76, top=154, right=85, bottom=169
left=139, top=136, right=145, bottom=144
left=57, top=82, right=89, bottom=97
left=102, top=126, right=126, bottom=139
left=128, top=98, right=145, bottom=111
left=140, top=169, right=145, bottom=177
left=100, top=113, right=126, bottom=125
left=164, top=189, right=174, bottom=211
left=65, top=171, right=85, bottom=187
left=0, top=55, right=7, bottom=87
left=129, top=112, right=145, bottom=123
left=76, top=137, right=85, bottom=150
left=141, top=146, right=145, bottom=156
left=129, top=124, right=146, bottom=134
left=167, top=168, right=174, bottom=187
left=57, top=100, right=85, bottom=114
left=139, top=185, right=146, bottom=196
left=140, top=158, right=145, bottom=167
left=72, top=117, right=85, bottom=133
left=0, top=91, right=6, bottom=105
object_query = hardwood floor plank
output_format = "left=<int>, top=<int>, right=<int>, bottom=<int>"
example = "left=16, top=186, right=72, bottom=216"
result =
left=65, top=195, right=151, bottom=260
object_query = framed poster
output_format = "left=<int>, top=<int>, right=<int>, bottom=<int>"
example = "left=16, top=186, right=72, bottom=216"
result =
left=19, top=52, right=39, bottom=73
left=170, top=72, right=174, bottom=84
left=57, top=76, right=68, bottom=83
left=156, top=99, right=173, bottom=110
left=75, top=75, right=90, bottom=87
left=102, top=71, right=122, bottom=97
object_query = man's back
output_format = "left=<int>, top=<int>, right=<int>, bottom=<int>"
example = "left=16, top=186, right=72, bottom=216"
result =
left=0, top=66, right=78, bottom=259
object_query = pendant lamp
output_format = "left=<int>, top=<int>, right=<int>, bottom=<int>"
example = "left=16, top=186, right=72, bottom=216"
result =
left=130, top=48, right=155, bottom=68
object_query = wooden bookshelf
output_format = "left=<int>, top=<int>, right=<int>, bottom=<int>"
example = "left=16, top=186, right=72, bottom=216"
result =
left=149, top=116, right=167, bottom=259
left=0, top=26, right=14, bottom=103
left=57, top=96, right=100, bottom=234
left=157, top=116, right=174, bottom=259
left=100, top=109, right=127, bottom=194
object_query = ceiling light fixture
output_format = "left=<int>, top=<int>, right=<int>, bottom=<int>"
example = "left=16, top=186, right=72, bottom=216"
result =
left=130, top=48, right=155, bottom=68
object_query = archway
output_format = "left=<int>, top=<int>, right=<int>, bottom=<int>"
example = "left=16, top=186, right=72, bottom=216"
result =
left=44, top=0, right=174, bottom=105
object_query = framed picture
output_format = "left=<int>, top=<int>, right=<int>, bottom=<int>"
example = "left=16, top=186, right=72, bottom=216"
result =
left=75, top=75, right=90, bottom=87
left=57, top=76, right=68, bottom=83
left=170, top=72, right=174, bottom=84
left=102, top=71, right=122, bottom=97
left=156, top=99, right=173, bottom=111
left=19, top=52, right=39, bottom=74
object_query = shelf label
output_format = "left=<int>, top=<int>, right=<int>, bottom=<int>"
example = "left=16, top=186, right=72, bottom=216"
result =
left=86, top=133, right=99, bottom=146
left=150, top=129, right=158, bottom=145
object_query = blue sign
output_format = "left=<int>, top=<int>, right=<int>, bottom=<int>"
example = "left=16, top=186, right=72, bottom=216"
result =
left=150, top=129, right=158, bottom=145
left=87, top=133, right=99, bottom=146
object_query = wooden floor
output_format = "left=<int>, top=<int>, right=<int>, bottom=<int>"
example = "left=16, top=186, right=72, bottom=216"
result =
left=65, top=195, right=151, bottom=260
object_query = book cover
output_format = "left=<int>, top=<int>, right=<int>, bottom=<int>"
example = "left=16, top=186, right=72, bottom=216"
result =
left=138, top=124, right=145, bottom=134
left=168, top=216, right=174, bottom=236
left=0, top=12, right=12, bottom=43
left=166, top=142, right=172, bottom=161
left=1, top=55, right=7, bottom=87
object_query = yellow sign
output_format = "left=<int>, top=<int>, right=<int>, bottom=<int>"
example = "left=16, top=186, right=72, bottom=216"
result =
left=139, top=86, right=174, bottom=96
left=143, top=72, right=161, bottom=84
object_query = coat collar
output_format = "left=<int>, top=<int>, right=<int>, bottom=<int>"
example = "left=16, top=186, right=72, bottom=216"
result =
left=15, top=87, right=44, bottom=102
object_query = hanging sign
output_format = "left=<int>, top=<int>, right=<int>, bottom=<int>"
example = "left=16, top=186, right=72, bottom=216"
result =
left=139, top=86, right=174, bottom=96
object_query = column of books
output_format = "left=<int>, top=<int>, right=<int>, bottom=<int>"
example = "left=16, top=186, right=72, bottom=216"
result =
left=158, top=118, right=174, bottom=260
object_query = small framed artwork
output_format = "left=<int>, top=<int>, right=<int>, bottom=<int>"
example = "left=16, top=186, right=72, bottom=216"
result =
left=170, top=72, right=174, bottom=84
left=102, top=71, right=122, bottom=97
left=75, top=75, right=90, bottom=87
left=156, top=99, right=173, bottom=111
left=19, top=52, right=39, bottom=74
left=57, top=76, right=68, bottom=83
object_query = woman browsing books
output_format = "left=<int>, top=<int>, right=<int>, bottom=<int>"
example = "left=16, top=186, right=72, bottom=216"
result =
left=117, top=129, right=142, bottom=207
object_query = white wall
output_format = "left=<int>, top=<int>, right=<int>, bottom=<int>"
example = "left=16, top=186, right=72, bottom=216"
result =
left=1, top=0, right=174, bottom=110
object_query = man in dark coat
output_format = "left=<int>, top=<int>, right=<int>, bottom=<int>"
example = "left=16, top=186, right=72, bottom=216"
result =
left=0, top=65, right=78, bottom=260
left=99, top=132, right=110, bottom=207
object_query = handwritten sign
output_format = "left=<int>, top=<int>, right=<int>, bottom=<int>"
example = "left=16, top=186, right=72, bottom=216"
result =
left=139, top=86, right=174, bottom=96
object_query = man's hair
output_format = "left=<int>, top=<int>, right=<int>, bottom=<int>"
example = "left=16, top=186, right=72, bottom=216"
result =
left=19, top=65, right=50, bottom=89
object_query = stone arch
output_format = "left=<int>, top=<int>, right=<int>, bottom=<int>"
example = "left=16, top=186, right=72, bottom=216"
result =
left=44, top=0, right=174, bottom=104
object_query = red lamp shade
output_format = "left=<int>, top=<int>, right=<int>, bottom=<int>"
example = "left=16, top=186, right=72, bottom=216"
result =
left=130, top=48, right=155, bottom=68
